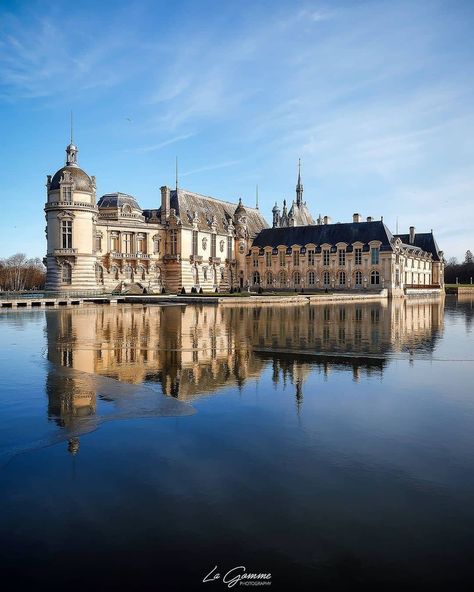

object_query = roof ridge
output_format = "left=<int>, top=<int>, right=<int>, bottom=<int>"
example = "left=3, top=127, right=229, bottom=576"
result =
left=173, top=188, right=262, bottom=213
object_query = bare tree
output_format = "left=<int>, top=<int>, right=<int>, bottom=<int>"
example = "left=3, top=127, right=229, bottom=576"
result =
left=0, top=253, right=45, bottom=292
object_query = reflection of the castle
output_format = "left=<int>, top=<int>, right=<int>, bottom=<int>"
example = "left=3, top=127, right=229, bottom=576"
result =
left=46, top=299, right=444, bottom=430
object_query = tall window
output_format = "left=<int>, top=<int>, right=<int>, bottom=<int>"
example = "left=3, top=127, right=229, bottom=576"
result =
left=307, top=249, right=315, bottom=266
left=61, top=264, right=72, bottom=284
left=370, top=270, right=380, bottom=285
left=266, top=271, right=273, bottom=286
left=192, top=231, right=198, bottom=256
left=338, top=249, right=346, bottom=266
left=355, top=248, right=362, bottom=265
left=279, top=250, right=286, bottom=267
left=339, top=271, right=346, bottom=285
left=371, top=247, right=380, bottom=265
left=61, top=220, right=72, bottom=249
left=265, top=252, right=272, bottom=267
left=123, top=233, right=132, bottom=254
left=323, top=249, right=330, bottom=266
left=293, top=250, right=300, bottom=266
left=227, top=236, right=233, bottom=261
left=355, top=271, right=362, bottom=286
left=95, top=234, right=102, bottom=252
left=293, top=271, right=301, bottom=285
left=211, top=234, right=216, bottom=257
left=153, top=236, right=160, bottom=254
left=111, top=234, right=119, bottom=252
left=136, top=235, right=145, bottom=253
left=323, top=271, right=330, bottom=286
left=278, top=270, right=287, bottom=286
left=62, top=186, right=72, bottom=202
left=253, top=254, right=259, bottom=268
left=308, top=271, right=315, bottom=285
left=170, top=230, right=178, bottom=255
left=252, top=271, right=260, bottom=285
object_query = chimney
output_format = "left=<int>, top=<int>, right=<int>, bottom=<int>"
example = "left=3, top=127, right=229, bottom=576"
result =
left=366, top=216, right=373, bottom=222
left=323, top=215, right=331, bottom=225
left=353, top=213, right=361, bottom=223
left=409, top=226, right=415, bottom=244
left=160, top=186, right=170, bottom=224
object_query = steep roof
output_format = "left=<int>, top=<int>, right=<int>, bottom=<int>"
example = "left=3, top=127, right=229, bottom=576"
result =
left=395, top=233, right=442, bottom=261
left=253, top=220, right=394, bottom=249
left=287, top=202, right=315, bottom=226
left=157, top=189, right=268, bottom=237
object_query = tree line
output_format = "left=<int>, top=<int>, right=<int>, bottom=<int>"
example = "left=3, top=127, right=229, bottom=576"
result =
left=444, top=250, right=474, bottom=285
left=0, top=253, right=46, bottom=292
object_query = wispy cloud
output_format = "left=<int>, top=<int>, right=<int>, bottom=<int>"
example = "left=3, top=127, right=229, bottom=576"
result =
left=125, top=133, right=195, bottom=153
left=181, top=160, right=241, bottom=178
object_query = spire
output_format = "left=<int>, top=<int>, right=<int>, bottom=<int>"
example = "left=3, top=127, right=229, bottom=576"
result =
left=65, top=112, right=78, bottom=166
left=296, top=158, right=303, bottom=206
left=175, top=156, right=179, bottom=191
left=256, top=184, right=259, bottom=209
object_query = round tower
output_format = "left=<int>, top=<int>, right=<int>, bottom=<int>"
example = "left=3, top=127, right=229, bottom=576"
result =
left=44, top=140, right=99, bottom=292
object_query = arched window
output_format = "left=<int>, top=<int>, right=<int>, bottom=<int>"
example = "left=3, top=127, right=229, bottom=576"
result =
left=266, top=271, right=273, bottom=286
left=339, top=271, right=346, bottom=286
left=293, top=271, right=301, bottom=286
left=370, top=270, right=380, bottom=285
left=355, top=270, right=362, bottom=286
left=124, top=266, right=133, bottom=280
left=137, top=266, right=145, bottom=281
left=278, top=270, right=287, bottom=287
left=111, top=266, right=119, bottom=280
left=252, top=271, right=260, bottom=285
left=308, top=271, right=315, bottom=285
left=61, top=264, right=72, bottom=285
left=323, top=271, right=330, bottom=286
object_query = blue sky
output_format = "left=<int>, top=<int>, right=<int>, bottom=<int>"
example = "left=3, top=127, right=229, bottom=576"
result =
left=0, top=0, right=473, bottom=259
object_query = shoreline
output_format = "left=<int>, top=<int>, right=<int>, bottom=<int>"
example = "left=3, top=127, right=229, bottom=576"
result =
left=0, top=288, right=448, bottom=309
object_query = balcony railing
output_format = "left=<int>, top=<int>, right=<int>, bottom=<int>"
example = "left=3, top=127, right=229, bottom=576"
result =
left=46, top=201, right=97, bottom=209
left=54, top=248, right=78, bottom=255
left=190, top=255, right=203, bottom=263
left=209, top=257, right=221, bottom=265
left=110, top=252, right=152, bottom=259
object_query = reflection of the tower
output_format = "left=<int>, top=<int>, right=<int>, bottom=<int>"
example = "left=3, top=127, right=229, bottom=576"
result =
left=46, top=298, right=444, bottom=428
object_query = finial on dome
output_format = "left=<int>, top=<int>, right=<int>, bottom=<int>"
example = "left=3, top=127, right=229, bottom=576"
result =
left=66, top=111, right=78, bottom=166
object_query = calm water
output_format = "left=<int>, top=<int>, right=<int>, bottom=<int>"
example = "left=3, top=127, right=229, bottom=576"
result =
left=0, top=297, right=473, bottom=590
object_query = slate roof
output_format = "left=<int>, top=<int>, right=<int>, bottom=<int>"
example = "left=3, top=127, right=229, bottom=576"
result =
left=50, top=165, right=93, bottom=192
left=252, top=221, right=395, bottom=249
left=98, top=192, right=142, bottom=211
left=395, top=233, right=442, bottom=261
left=155, top=189, right=268, bottom=237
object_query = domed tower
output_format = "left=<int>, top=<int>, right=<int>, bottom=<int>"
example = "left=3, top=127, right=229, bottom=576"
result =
left=44, top=139, right=99, bottom=292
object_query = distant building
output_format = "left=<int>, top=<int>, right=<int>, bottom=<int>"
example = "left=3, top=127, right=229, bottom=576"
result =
left=44, top=140, right=444, bottom=296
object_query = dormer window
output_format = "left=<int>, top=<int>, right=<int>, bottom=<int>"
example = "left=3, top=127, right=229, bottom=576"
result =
left=62, top=186, right=72, bottom=202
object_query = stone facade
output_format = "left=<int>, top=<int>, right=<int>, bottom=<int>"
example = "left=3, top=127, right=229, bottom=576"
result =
left=44, top=142, right=444, bottom=296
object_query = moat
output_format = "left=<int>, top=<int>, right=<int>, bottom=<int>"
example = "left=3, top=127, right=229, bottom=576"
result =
left=1, top=297, right=473, bottom=590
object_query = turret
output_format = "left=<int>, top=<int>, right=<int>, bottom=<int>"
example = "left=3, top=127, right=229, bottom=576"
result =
left=44, top=136, right=99, bottom=292
left=272, top=202, right=280, bottom=228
